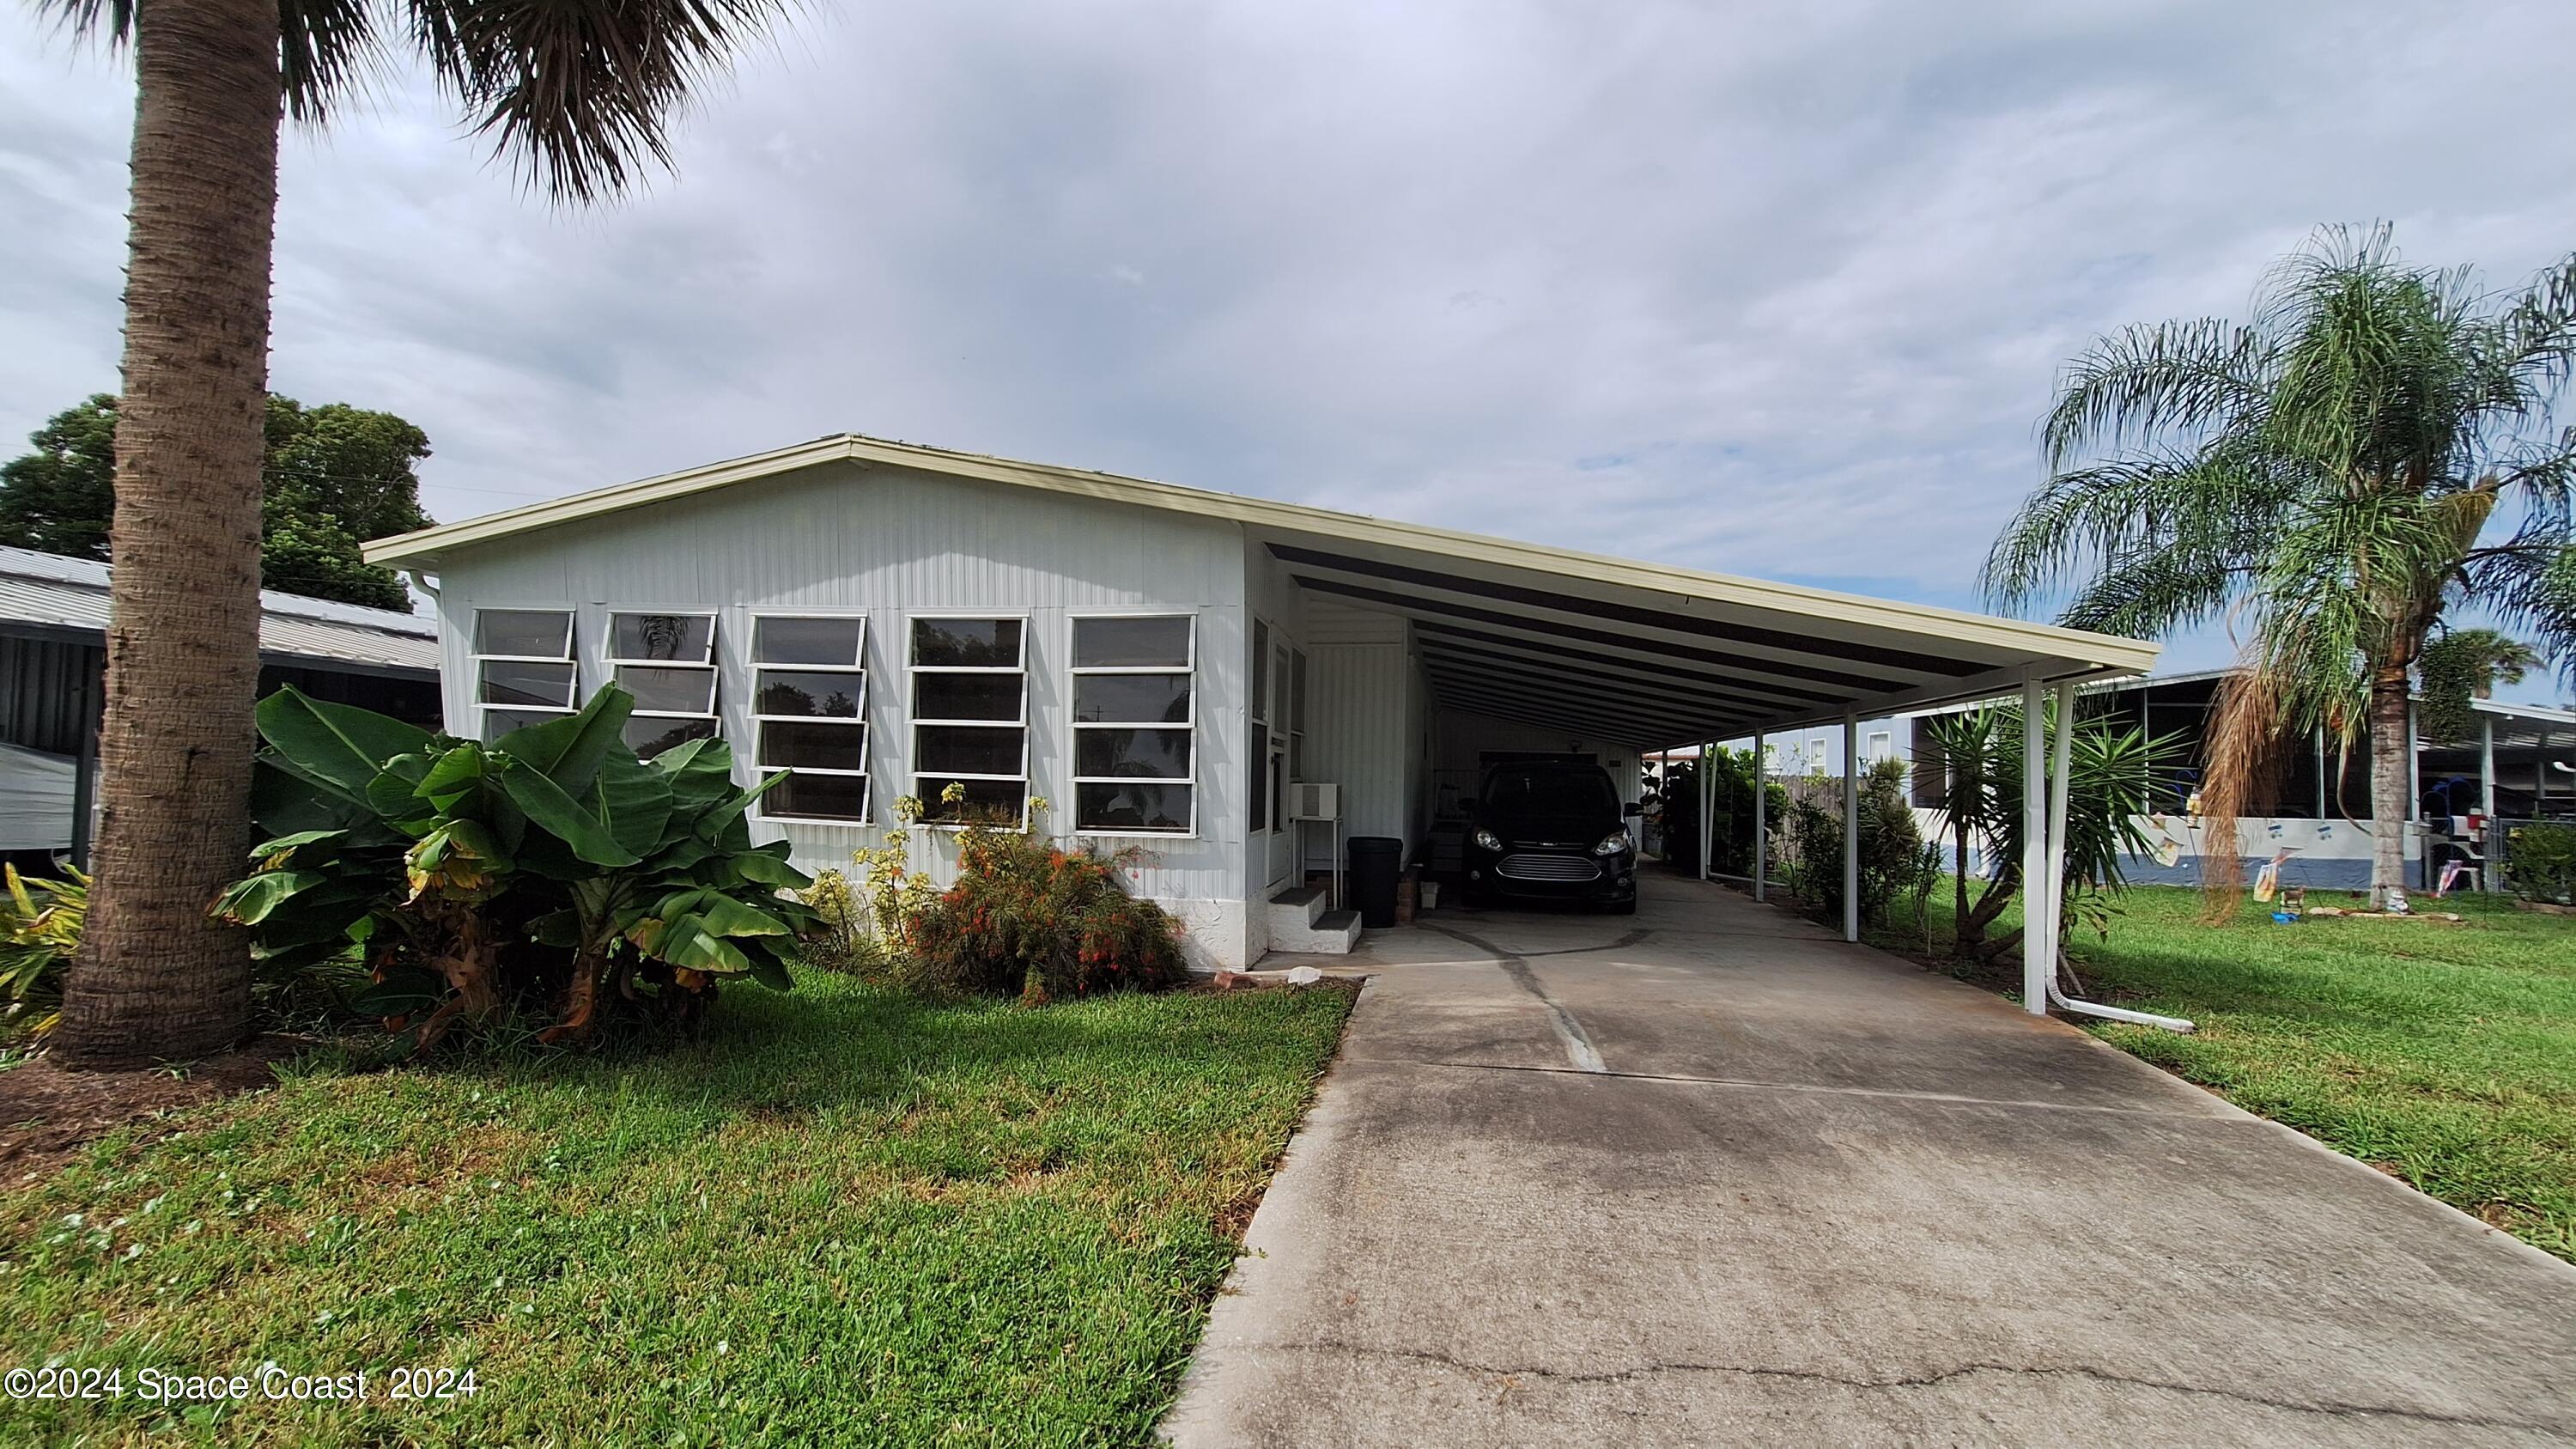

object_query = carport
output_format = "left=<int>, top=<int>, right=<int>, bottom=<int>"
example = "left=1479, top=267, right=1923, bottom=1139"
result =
left=1256, top=521, right=2159, bottom=1015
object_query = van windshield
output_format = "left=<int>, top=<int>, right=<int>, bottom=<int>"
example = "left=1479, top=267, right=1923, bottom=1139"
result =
left=1484, top=767, right=1617, bottom=820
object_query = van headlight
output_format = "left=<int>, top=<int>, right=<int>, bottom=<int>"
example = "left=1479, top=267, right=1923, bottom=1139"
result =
left=1473, top=828, right=1504, bottom=851
left=1593, top=831, right=1631, bottom=856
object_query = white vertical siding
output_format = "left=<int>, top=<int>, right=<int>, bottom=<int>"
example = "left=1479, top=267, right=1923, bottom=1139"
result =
left=432, top=459, right=1256, bottom=965
left=1304, top=641, right=1417, bottom=868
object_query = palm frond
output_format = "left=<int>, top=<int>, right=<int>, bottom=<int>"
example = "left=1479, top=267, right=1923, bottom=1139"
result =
left=2039, top=318, right=2270, bottom=469
left=27, top=0, right=134, bottom=46
left=408, top=0, right=796, bottom=203
left=1983, top=443, right=2290, bottom=616
left=282, top=0, right=391, bottom=123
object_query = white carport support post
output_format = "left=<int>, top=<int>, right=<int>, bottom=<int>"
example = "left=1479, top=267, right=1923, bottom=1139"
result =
left=1753, top=732, right=1768, bottom=901
left=1842, top=711, right=1860, bottom=942
left=1698, top=741, right=1714, bottom=882
left=2020, top=675, right=2048, bottom=1015
left=2481, top=715, right=2497, bottom=819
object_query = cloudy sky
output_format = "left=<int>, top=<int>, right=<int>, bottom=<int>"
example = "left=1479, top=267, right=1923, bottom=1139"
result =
left=3, top=0, right=2573, bottom=686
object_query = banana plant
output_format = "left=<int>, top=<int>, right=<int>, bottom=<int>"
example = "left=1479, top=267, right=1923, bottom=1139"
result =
left=215, top=684, right=818, bottom=1049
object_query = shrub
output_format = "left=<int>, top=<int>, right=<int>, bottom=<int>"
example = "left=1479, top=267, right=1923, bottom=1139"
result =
left=1656, top=749, right=1785, bottom=878
left=215, top=684, right=819, bottom=1050
left=901, top=829, right=1186, bottom=1001
left=793, top=868, right=886, bottom=975
left=847, top=785, right=1187, bottom=1002
left=1777, top=760, right=1921, bottom=928
left=0, top=864, right=84, bottom=1038
left=2505, top=821, right=2576, bottom=904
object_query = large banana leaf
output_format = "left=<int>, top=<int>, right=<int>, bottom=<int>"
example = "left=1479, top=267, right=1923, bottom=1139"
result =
left=501, top=763, right=641, bottom=868
left=257, top=687, right=434, bottom=797
left=592, top=750, right=675, bottom=861
left=495, top=686, right=632, bottom=794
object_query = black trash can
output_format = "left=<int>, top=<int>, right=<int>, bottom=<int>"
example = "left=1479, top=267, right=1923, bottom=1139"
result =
left=1348, top=836, right=1405, bottom=929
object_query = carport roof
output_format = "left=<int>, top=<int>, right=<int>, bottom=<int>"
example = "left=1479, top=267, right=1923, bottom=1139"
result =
left=364, top=433, right=2158, bottom=745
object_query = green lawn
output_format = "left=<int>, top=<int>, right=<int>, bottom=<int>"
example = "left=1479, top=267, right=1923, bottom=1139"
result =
left=0, top=975, right=1352, bottom=1447
left=1880, top=881, right=2576, bottom=1263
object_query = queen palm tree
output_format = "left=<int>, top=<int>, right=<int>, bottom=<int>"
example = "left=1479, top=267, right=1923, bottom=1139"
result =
left=42, top=0, right=793, bottom=1066
left=1986, top=225, right=2576, bottom=908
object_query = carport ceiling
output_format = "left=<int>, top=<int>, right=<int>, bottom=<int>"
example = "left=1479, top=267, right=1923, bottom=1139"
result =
left=1266, top=537, right=2159, bottom=747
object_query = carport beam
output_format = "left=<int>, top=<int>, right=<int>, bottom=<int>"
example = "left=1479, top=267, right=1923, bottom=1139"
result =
left=1842, top=711, right=1859, bottom=943
left=2020, top=676, right=2047, bottom=1015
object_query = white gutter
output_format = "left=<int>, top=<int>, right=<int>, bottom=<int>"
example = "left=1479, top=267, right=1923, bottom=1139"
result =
left=2038, top=678, right=2195, bottom=1034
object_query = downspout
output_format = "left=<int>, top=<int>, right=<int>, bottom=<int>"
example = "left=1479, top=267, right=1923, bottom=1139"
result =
left=404, top=569, right=440, bottom=600
left=2040, top=679, right=2194, bottom=1033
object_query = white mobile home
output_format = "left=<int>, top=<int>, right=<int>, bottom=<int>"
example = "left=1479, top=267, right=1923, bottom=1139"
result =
left=363, top=435, right=2156, bottom=969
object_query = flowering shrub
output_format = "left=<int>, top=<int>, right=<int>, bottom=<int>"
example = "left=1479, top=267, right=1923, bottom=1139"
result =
left=854, top=783, right=1186, bottom=1001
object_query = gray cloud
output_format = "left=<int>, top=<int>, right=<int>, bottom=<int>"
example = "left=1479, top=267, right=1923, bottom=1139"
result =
left=4, top=0, right=2573, bottom=689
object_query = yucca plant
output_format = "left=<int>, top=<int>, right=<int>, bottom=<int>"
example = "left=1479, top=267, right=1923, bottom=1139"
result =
left=216, top=683, right=818, bottom=1050
left=1923, top=702, right=2185, bottom=971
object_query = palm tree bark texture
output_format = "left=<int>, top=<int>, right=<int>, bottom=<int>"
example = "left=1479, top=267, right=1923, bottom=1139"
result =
left=57, top=0, right=282, bottom=1067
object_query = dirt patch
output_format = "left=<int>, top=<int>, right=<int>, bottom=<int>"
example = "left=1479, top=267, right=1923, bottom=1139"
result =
left=0, top=1035, right=310, bottom=1185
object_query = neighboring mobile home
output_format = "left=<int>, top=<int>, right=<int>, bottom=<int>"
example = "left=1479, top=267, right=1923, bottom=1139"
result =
left=0, top=545, right=440, bottom=867
left=361, top=435, right=2156, bottom=968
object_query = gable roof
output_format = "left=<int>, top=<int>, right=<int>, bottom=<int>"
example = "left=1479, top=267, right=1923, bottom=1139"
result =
left=364, top=432, right=2159, bottom=741
left=0, top=545, right=438, bottom=677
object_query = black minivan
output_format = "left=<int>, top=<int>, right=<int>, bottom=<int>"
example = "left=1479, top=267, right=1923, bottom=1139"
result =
left=1459, top=760, right=1639, bottom=914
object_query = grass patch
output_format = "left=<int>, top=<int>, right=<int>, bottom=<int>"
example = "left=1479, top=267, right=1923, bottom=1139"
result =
left=1874, top=881, right=2576, bottom=1263
left=0, top=975, right=1352, bottom=1446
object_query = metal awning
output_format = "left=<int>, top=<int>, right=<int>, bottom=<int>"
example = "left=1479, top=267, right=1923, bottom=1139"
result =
left=362, top=433, right=2158, bottom=749
left=1258, top=532, right=2153, bottom=748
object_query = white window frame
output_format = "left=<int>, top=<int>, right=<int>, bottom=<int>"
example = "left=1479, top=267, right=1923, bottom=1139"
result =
left=1867, top=730, right=1893, bottom=765
left=1068, top=612, right=1197, bottom=838
left=604, top=608, right=720, bottom=759
left=746, top=611, right=872, bottom=826
left=907, top=612, right=1030, bottom=828
left=472, top=606, right=577, bottom=740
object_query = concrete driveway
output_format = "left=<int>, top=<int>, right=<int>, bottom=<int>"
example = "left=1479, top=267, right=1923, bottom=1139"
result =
left=1163, top=876, right=2576, bottom=1447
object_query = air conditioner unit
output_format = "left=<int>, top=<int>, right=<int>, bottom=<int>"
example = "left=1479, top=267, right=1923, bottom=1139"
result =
left=1287, top=782, right=1340, bottom=821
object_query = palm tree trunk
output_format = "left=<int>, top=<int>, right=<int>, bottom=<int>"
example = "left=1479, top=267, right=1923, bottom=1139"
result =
left=55, top=0, right=281, bottom=1068
left=2366, top=664, right=2411, bottom=908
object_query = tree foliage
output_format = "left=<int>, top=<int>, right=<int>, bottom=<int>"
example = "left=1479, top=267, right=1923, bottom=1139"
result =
left=1775, top=759, right=1922, bottom=928
left=2416, top=627, right=2545, bottom=744
left=1986, top=225, right=2576, bottom=901
left=0, top=393, right=433, bottom=608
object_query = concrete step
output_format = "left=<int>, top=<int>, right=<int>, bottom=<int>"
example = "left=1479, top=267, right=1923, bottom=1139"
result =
left=1273, top=906, right=1362, bottom=955
left=1266, top=885, right=1327, bottom=932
